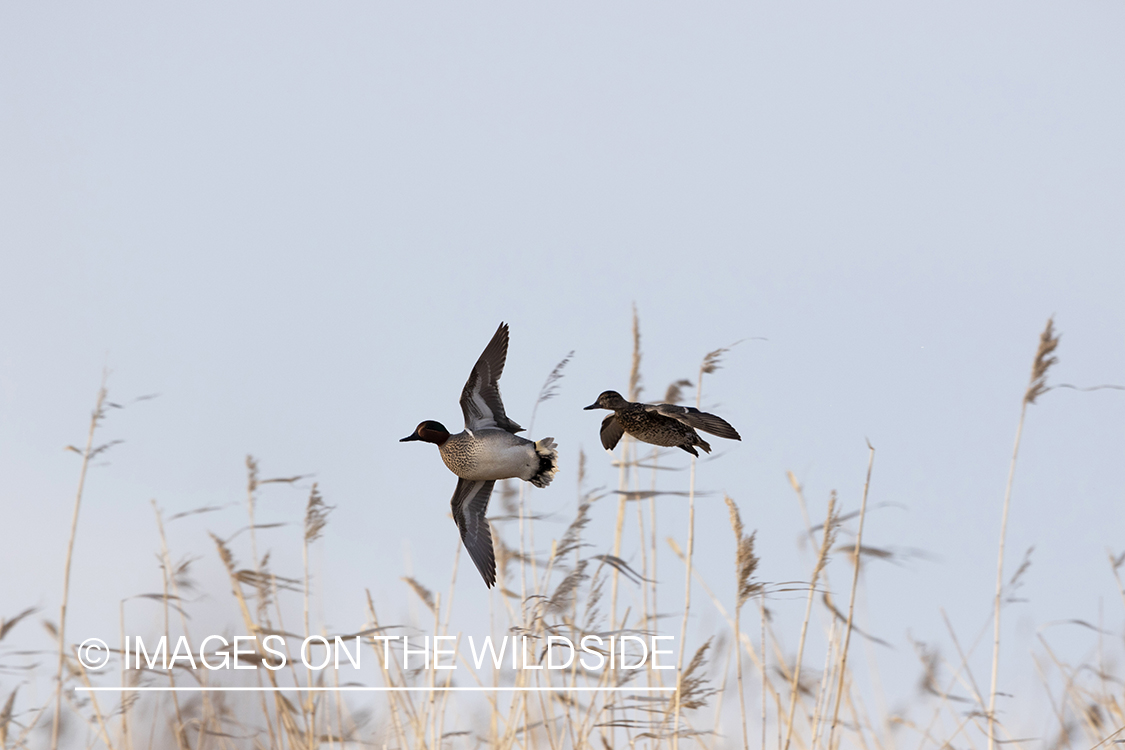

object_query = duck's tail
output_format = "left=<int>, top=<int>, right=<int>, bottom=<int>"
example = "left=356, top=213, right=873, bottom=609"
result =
left=529, top=438, right=560, bottom=488
left=680, top=436, right=712, bottom=457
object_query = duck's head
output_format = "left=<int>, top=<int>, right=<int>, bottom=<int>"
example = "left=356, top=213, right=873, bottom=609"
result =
left=400, top=420, right=451, bottom=445
left=583, top=390, right=628, bottom=411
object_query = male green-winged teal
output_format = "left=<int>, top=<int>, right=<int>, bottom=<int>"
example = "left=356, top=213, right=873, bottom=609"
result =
left=401, top=323, right=559, bottom=589
left=583, top=390, right=740, bottom=457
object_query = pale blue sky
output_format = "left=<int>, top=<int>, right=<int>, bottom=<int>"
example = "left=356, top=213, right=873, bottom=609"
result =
left=2, top=1, right=1124, bottom=737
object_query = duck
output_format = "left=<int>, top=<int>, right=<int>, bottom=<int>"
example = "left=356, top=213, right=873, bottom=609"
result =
left=583, top=390, right=741, bottom=457
left=401, top=323, right=559, bottom=589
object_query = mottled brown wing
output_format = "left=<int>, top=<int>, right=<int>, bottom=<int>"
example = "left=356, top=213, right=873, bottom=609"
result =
left=599, top=413, right=625, bottom=451
left=646, top=403, right=741, bottom=440
left=459, top=322, right=524, bottom=434
left=450, top=478, right=497, bottom=588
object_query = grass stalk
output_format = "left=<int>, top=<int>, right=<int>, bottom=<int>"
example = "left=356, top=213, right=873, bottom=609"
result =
left=735, top=583, right=748, bottom=750
left=365, top=593, right=410, bottom=750
left=784, top=492, right=839, bottom=750
left=671, top=451, right=697, bottom=750
left=611, top=305, right=643, bottom=632
left=151, top=503, right=189, bottom=750
left=51, top=375, right=108, bottom=750
left=726, top=496, right=760, bottom=750
left=810, top=615, right=839, bottom=750
left=987, top=405, right=1028, bottom=750
left=761, top=599, right=768, bottom=750
left=72, top=649, right=116, bottom=750
left=117, top=599, right=129, bottom=750
left=987, top=318, right=1059, bottom=750
left=671, top=349, right=723, bottom=748
left=828, top=443, right=876, bottom=749
left=649, top=447, right=661, bottom=633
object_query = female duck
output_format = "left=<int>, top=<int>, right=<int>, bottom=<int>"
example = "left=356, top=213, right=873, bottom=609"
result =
left=402, top=323, right=558, bottom=589
left=583, top=390, right=740, bottom=457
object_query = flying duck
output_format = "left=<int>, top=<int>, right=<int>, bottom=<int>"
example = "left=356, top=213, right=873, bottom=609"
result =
left=583, top=390, right=740, bottom=457
left=402, top=323, right=559, bottom=588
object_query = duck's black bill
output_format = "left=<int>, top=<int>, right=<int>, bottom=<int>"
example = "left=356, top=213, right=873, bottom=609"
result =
left=400, top=434, right=422, bottom=442
left=582, top=403, right=599, bottom=410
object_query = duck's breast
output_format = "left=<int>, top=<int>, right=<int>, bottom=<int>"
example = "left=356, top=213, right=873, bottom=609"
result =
left=440, top=429, right=538, bottom=481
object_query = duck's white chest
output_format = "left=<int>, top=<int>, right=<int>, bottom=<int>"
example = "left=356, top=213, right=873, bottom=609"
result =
left=439, top=430, right=538, bottom=481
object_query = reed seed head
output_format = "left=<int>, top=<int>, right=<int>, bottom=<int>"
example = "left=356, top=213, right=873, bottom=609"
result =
left=303, top=483, right=333, bottom=544
left=401, top=577, right=436, bottom=615
left=1025, top=317, right=1060, bottom=405
left=664, top=379, right=694, bottom=405
left=629, top=303, right=643, bottom=400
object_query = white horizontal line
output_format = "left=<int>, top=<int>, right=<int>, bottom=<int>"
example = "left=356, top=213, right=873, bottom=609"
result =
left=76, top=686, right=674, bottom=693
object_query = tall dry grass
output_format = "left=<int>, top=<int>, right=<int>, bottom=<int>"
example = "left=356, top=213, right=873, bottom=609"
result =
left=3, top=314, right=1123, bottom=750
left=987, top=318, right=1059, bottom=750
left=50, top=375, right=110, bottom=750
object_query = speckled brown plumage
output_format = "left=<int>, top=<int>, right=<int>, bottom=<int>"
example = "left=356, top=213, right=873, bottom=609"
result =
left=583, top=390, right=741, bottom=457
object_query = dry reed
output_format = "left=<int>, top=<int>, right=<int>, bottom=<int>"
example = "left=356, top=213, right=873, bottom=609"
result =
left=987, top=317, right=1059, bottom=750
left=11, top=314, right=1125, bottom=750
left=52, top=375, right=110, bottom=750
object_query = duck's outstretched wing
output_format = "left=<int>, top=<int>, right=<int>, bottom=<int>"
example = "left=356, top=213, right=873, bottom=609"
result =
left=460, top=322, right=524, bottom=434
left=644, top=403, right=742, bottom=441
left=450, top=478, right=497, bottom=588
left=600, top=414, right=625, bottom=451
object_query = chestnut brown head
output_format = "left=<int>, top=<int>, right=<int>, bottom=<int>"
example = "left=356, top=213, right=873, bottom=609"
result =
left=400, top=420, right=451, bottom=445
